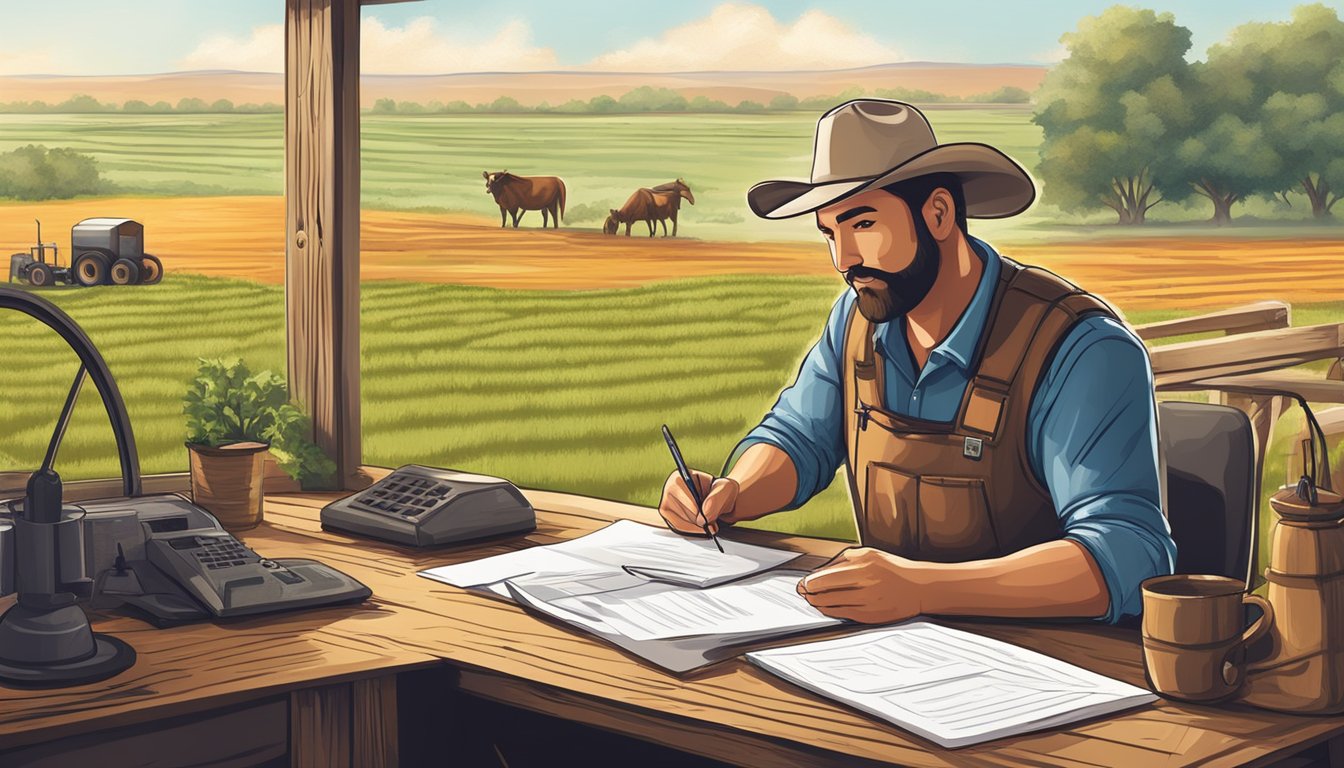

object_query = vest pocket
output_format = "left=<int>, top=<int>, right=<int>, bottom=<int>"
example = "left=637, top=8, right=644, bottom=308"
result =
left=864, top=464, right=919, bottom=554
left=917, top=476, right=998, bottom=560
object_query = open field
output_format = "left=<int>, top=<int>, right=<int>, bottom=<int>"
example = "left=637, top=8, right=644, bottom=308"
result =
left=1, top=274, right=1340, bottom=548
left=2, top=195, right=1342, bottom=308
left=2, top=111, right=1342, bottom=246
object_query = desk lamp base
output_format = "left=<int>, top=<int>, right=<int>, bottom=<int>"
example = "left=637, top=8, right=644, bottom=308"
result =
left=0, top=602, right=136, bottom=688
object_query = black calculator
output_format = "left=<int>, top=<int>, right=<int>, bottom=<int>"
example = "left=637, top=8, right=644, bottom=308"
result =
left=320, top=465, right=536, bottom=547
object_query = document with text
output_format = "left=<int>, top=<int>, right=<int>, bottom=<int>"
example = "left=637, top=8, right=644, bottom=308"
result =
left=418, top=519, right=802, bottom=592
left=747, top=621, right=1156, bottom=748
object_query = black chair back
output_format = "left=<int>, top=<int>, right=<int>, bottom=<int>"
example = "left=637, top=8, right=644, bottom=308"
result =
left=1159, top=401, right=1257, bottom=587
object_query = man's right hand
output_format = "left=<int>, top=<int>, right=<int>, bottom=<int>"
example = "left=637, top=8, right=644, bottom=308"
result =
left=658, top=470, right=739, bottom=536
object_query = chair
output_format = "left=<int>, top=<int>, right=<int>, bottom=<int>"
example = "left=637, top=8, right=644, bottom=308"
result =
left=1159, top=401, right=1257, bottom=588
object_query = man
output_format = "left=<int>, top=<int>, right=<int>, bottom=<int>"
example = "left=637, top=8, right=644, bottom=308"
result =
left=659, top=100, right=1175, bottom=625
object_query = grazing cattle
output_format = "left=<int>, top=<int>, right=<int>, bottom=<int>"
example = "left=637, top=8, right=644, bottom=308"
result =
left=603, top=179, right=696, bottom=237
left=648, top=178, right=695, bottom=236
left=483, top=171, right=566, bottom=228
left=604, top=188, right=660, bottom=236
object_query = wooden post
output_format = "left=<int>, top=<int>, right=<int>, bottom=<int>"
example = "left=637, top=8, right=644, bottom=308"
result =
left=291, top=683, right=353, bottom=768
left=285, top=0, right=364, bottom=490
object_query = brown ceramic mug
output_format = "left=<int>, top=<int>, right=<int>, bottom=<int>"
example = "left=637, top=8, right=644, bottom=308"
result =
left=1141, top=574, right=1274, bottom=703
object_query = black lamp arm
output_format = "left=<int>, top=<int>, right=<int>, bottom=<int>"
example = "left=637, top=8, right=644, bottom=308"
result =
left=0, top=287, right=141, bottom=497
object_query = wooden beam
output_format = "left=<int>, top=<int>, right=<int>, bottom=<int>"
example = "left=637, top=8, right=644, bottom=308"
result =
left=1149, top=323, right=1344, bottom=388
left=286, top=0, right=365, bottom=490
left=1135, top=301, right=1290, bottom=341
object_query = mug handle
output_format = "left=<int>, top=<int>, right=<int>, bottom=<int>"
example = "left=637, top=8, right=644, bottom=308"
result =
left=1222, top=594, right=1274, bottom=686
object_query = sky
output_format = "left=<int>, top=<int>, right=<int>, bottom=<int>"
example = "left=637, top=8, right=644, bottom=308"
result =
left=0, top=0, right=1339, bottom=76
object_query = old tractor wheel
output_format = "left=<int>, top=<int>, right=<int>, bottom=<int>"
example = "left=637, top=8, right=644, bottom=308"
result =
left=74, top=252, right=110, bottom=286
left=27, top=263, right=52, bottom=287
left=139, top=254, right=163, bottom=285
left=110, top=258, right=140, bottom=286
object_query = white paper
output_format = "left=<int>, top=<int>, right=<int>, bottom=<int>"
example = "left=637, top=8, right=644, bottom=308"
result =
left=519, top=570, right=843, bottom=641
left=747, top=622, right=1156, bottom=749
left=417, top=519, right=801, bottom=591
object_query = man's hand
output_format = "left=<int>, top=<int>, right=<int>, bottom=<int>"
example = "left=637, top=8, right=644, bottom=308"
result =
left=797, top=547, right=925, bottom=624
left=658, top=470, right=739, bottom=536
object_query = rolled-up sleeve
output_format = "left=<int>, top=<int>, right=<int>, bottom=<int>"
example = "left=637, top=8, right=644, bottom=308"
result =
left=733, top=293, right=853, bottom=509
left=1028, top=316, right=1177, bottom=624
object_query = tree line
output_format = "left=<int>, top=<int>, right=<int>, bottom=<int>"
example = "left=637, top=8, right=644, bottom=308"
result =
left=0, top=96, right=283, bottom=114
left=368, top=85, right=1030, bottom=115
left=0, top=85, right=1030, bottom=116
left=1035, top=3, right=1344, bottom=224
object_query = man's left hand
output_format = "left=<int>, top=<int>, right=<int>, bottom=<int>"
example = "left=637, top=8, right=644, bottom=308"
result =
left=797, top=547, right=925, bottom=624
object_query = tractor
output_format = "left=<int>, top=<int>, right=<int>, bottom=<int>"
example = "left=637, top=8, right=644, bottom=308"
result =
left=8, top=218, right=163, bottom=288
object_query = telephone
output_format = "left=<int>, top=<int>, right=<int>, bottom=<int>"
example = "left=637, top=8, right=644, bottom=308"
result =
left=87, top=495, right=370, bottom=624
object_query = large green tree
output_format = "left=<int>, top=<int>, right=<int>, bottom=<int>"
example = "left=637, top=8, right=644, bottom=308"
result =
left=1034, top=7, right=1196, bottom=224
left=1204, top=4, right=1344, bottom=218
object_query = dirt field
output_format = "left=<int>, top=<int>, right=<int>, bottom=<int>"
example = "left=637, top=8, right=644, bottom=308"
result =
left=3, top=195, right=1341, bottom=309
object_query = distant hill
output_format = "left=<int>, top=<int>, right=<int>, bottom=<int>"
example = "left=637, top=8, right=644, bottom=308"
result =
left=0, top=64, right=1047, bottom=108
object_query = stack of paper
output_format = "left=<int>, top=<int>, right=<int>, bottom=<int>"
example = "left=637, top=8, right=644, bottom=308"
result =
left=747, top=621, right=1157, bottom=748
left=418, top=520, right=842, bottom=672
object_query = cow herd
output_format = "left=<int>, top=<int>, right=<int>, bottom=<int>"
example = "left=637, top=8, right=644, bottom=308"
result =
left=482, top=171, right=695, bottom=237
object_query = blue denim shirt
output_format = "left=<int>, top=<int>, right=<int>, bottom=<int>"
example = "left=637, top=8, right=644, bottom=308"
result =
left=738, top=237, right=1176, bottom=623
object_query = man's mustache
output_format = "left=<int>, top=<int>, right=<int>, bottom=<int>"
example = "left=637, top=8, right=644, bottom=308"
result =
left=845, top=265, right=903, bottom=285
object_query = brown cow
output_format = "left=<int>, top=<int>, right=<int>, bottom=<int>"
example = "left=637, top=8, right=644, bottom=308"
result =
left=603, top=188, right=659, bottom=237
left=648, top=178, right=695, bottom=236
left=483, top=170, right=566, bottom=228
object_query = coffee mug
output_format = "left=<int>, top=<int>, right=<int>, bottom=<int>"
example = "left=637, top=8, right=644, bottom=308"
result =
left=1141, top=574, right=1274, bottom=703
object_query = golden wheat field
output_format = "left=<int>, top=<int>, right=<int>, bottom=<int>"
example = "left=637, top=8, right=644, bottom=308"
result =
left=2, top=195, right=1341, bottom=310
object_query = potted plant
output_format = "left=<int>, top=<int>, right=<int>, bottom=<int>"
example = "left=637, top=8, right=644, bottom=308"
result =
left=183, top=358, right=334, bottom=531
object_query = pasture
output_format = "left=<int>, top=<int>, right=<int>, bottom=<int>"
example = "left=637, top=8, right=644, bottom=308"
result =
left=9, top=109, right=1337, bottom=246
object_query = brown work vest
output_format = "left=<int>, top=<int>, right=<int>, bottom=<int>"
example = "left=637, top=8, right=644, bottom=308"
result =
left=842, top=257, right=1118, bottom=562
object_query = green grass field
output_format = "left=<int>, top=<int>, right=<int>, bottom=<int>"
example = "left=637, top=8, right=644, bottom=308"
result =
left=3, top=111, right=1338, bottom=245
left=3, top=275, right=1339, bottom=547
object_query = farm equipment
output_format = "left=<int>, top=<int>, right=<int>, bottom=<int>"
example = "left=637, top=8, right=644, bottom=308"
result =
left=8, top=218, right=163, bottom=288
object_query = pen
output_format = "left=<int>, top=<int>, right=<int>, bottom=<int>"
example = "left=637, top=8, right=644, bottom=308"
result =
left=661, top=424, right=725, bottom=553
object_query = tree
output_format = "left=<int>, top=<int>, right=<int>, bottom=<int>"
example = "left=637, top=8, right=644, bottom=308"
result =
left=210, top=99, right=234, bottom=112
left=1174, top=112, right=1280, bottom=224
left=371, top=98, right=397, bottom=114
left=0, top=145, right=101, bottom=200
left=176, top=97, right=208, bottom=113
left=1033, top=7, right=1196, bottom=224
left=1205, top=5, right=1344, bottom=218
left=769, top=93, right=799, bottom=110
left=617, top=86, right=687, bottom=112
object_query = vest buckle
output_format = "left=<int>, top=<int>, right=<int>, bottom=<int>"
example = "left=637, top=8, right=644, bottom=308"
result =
left=854, top=405, right=872, bottom=431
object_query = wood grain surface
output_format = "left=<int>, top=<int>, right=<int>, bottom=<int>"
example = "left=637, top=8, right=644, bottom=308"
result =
left=0, top=475, right=1341, bottom=767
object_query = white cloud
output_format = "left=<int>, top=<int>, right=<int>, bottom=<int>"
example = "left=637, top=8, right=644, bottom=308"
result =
left=584, top=3, right=903, bottom=72
left=361, top=16, right=557, bottom=74
left=1031, top=44, right=1069, bottom=64
left=0, top=46, right=65, bottom=76
left=178, top=24, right=283, bottom=72
left=175, top=17, right=558, bottom=74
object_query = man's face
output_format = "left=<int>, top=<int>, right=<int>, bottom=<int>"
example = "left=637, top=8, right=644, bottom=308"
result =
left=815, top=187, right=941, bottom=323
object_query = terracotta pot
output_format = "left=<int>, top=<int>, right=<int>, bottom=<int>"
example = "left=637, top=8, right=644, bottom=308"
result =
left=186, top=441, right=269, bottom=531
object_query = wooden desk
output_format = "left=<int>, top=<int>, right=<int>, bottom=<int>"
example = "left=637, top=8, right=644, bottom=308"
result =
left=2, top=482, right=1343, bottom=767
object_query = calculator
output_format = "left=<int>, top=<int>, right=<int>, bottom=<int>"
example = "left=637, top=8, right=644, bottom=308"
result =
left=319, top=464, right=536, bottom=547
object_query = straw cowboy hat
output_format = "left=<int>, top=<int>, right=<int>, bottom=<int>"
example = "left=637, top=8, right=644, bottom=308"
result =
left=747, top=99, right=1036, bottom=220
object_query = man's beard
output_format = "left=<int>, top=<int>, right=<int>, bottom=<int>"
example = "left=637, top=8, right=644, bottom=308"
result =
left=845, top=217, right=941, bottom=323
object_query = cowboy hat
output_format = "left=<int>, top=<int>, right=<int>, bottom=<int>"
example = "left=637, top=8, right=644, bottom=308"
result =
left=746, top=99, right=1036, bottom=220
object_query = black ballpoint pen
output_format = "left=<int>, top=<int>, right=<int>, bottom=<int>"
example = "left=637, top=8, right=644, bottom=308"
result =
left=661, top=425, right=725, bottom=553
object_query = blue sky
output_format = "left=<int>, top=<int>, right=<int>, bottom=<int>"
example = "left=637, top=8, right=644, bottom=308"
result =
left=0, top=1, right=1338, bottom=75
